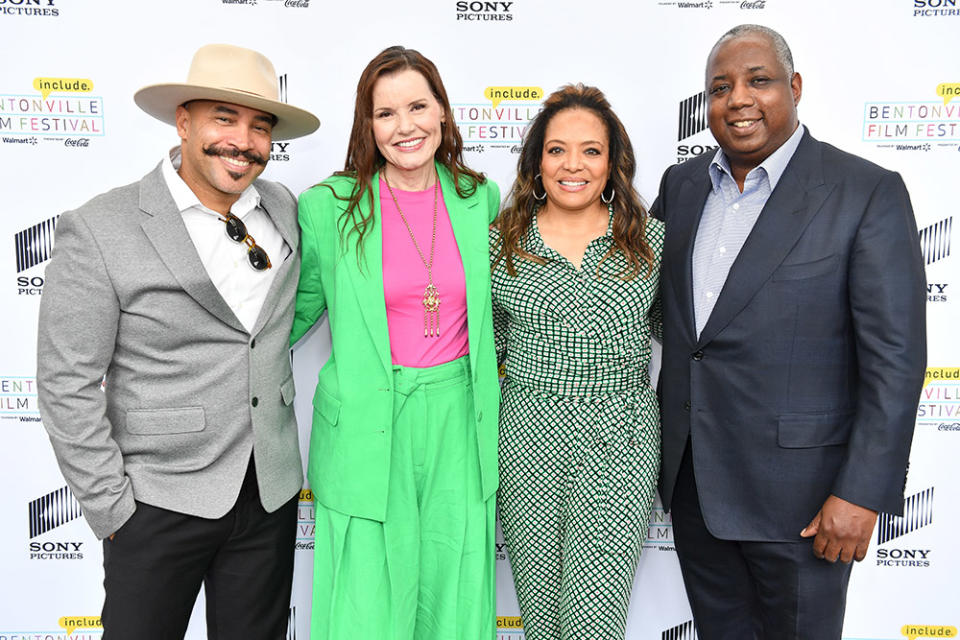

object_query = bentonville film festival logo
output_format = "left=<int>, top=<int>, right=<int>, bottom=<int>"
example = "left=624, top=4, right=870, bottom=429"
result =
left=875, top=487, right=934, bottom=568
left=1, top=77, right=104, bottom=146
left=497, top=616, right=523, bottom=637
left=917, top=367, right=960, bottom=433
left=643, top=494, right=675, bottom=551
left=296, top=489, right=315, bottom=551
left=0, top=615, right=102, bottom=639
left=899, top=625, right=958, bottom=640
left=453, top=86, right=542, bottom=155
left=1, top=376, right=40, bottom=421
left=862, top=83, right=960, bottom=151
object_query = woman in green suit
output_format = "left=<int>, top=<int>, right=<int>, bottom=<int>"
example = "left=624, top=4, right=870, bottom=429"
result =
left=290, top=46, right=501, bottom=640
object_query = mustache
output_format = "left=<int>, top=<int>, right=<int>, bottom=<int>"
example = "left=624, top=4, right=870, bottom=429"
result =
left=201, top=144, right=268, bottom=166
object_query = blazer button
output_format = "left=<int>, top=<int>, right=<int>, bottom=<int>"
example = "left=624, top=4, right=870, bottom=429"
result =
left=692, top=350, right=704, bottom=361
left=251, top=397, right=259, bottom=407
left=684, top=401, right=691, bottom=411
left=250, top=338, right=256, bottom=349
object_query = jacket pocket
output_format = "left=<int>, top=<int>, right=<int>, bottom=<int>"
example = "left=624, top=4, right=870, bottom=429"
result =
left=281, top=374, right=296, bottom=406
left=126, top=407, right=205, bottom=435
left=313, top=385, right=341, bottom=426
left=771, top=254, right=839, bottom=281
left=778, top=411, right=854, bottom=448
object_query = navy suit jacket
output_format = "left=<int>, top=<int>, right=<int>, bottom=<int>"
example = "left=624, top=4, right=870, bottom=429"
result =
left=652, top=129, right=927, bottom=541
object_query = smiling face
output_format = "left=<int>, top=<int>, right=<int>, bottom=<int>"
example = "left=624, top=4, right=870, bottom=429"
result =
left=706, top=33, right=801, bottom=178
left=371, top=68, right=445, bottom=188
left=539, top=108, right=611, bottom=215
left=175, top=100, right=273, bottom=214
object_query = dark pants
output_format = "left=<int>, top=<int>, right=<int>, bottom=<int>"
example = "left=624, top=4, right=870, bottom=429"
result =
left=101, top=458, right=298, bottom=640
left=671, top=444, right=853, bottom=640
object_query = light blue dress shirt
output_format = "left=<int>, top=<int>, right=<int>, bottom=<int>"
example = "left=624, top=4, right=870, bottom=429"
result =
left=691, top=124, right=806, bottom=337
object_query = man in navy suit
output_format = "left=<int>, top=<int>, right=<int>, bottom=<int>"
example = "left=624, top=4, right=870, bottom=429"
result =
left=652, top=24, right=926, bottom=639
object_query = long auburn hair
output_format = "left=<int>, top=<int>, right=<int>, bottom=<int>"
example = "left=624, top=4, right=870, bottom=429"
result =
left=492, top=84, right=655, bottom=280
left=331, top=46, right=485, bottom=261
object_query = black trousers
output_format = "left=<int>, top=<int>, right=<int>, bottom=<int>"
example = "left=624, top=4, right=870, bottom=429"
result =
left=101, top=458, right=298, bottom=639
left=671, top=443, right=853, bottom=640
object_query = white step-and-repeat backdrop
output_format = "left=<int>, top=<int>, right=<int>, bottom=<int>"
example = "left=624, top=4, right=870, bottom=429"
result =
left=2, top=0, right=957, bottom=638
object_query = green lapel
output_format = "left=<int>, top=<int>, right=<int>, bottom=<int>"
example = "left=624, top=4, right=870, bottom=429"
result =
left=438, top=164, right=488, bottom=377
left=342, top=172, right=391, bottom=377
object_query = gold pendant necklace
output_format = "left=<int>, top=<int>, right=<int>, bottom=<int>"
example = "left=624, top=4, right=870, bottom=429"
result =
left=384, top=174, right=441, bottom=337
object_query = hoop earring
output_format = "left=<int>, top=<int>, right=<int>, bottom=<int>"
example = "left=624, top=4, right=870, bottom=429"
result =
left=533, top=173, right=547, bottom=201
left=601, top=184, right=615, bottom=204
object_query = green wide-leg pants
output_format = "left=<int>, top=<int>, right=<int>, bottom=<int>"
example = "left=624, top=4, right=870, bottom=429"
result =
left=311, top=356, right=496, bottom=640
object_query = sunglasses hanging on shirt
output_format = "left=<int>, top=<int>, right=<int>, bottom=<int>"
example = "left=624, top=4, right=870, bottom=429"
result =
left=219, top=213, right=272, bottom=271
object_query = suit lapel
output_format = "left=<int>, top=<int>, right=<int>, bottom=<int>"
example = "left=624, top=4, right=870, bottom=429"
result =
left=250, top=190, right=299, bottom=337
left=697, top=134, right=834, bottom=346
left=138, top=164, right=246, bottom=332
left=343, top=172, right=392, bottom=376
left=439, top=165, right=485, bottom=375
left=668, top=168, right=711, bottom=347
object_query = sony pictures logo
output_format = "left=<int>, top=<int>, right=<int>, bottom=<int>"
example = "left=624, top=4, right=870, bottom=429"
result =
left=913, top=0, right=960, bottom=16
left=14, top=215, right=58, bottom=296
left=676, top=91, right=718, bottom=164
left=920, top=216, right=952, bottom=266
left=921, top=217, right=951, bottom=303
left=287, top=606, right=297, bottom=640
left=455, top=1, right=514, bottom=21
left=28, top=485, right=85, bottom=560
left=271, top=74, right=295, bottom=162
left=0, top=0, right=59, bottom=17
left=875, top=487, right=934, bottom=568
left=662, top=620, right=698, bottom=639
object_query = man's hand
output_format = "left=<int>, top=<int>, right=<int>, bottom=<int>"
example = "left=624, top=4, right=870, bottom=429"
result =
left=800, top=494, right=878, bottom=563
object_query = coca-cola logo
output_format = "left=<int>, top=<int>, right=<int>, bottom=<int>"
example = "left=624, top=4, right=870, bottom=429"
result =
left=740, top=0, right=766, bottom=8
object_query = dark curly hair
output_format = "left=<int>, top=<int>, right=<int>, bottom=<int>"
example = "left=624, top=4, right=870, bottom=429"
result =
left=492, top=83, right=654, bottom=280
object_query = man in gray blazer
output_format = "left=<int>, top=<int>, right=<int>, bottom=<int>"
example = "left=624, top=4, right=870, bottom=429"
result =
left=653, top=25, right=926, bottom=639
left=37, top=44, right=319, bottom=638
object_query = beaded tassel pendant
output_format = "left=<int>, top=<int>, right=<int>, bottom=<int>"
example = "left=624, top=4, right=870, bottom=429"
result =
left=423, top=283, right=441, bottom=337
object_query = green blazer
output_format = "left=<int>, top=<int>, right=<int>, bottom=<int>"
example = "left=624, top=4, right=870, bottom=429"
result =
left=291, top=164, right=501, bottom=521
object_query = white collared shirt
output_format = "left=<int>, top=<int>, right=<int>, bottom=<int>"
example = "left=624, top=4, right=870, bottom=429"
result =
left=161, top=147, right=290, bottom=332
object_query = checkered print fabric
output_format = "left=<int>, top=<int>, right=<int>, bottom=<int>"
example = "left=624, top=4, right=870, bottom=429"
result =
left=492, top=213, right=664, bottom=639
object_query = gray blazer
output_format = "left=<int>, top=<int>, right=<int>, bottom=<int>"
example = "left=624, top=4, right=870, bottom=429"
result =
left=37, top=163, right=303, bottom=540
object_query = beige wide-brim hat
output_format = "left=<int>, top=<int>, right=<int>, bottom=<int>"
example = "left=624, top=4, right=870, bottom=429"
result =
left=134, top=43, right=319, bottom=141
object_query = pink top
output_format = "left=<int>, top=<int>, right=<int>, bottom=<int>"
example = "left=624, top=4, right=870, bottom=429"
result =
left=381, top=177, right=469, bottom=367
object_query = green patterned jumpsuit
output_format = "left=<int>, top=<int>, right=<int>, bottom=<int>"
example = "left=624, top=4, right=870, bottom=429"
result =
left=491, top=212, right=663, bottom=640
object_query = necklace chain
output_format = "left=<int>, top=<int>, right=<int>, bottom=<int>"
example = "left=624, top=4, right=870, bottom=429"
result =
left=384, top=174, right=442, bottom=337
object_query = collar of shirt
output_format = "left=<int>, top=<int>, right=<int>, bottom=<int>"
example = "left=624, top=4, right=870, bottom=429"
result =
left=708, top=123, right=806, bottom=194
left=160, top=146, right=262, bottom=219
left=523, top=205, right=615, bottom=260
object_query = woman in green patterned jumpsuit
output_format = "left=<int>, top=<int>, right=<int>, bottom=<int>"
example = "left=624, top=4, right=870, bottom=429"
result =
left=490, top=85, right=663, bottom=640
